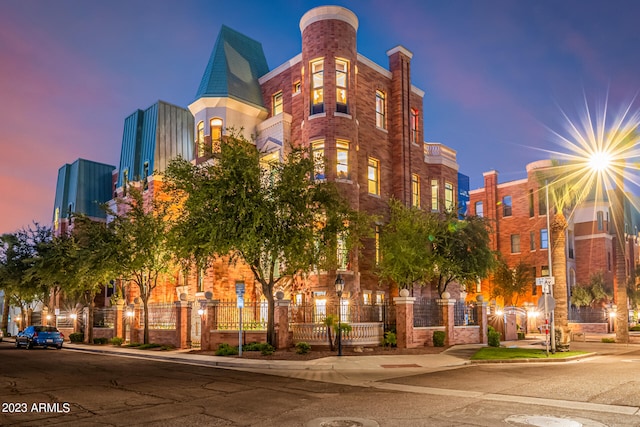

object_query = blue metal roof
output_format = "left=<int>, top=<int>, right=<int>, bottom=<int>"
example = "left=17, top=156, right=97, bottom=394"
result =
left=195, top=25, right=269, bottom=108
left=117, top=101, right=194, bottom=188
left=52, top=159, right=115, bottom=221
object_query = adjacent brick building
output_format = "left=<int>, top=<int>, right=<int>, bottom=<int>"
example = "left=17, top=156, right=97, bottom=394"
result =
left=469, top=160, right=639, bottom=310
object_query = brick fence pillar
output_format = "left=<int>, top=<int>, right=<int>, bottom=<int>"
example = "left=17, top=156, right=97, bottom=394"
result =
left=437, top=296, right=456, bottom=346
left=175, top=301, right=191, bottom=349
left=201, top=300, right=219, bottom=351
left=476, top=296, right=488, bottom=345
left=275, top=299, right=291, bottom=350
left=42, top=307, right=50, bottom=326
left=394, top=293, right=417, bottom=348
left=114, top=300, right=125, bottom=339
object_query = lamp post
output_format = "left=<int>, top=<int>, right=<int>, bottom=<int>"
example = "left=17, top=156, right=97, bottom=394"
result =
left=335, top=274, right=344, bottom=357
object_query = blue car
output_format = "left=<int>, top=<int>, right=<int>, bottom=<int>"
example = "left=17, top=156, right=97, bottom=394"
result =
left=15, top=325, right=64, bottom=349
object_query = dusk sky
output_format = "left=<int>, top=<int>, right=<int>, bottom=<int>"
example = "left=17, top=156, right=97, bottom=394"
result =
left=1, top=0, right=639, bottom=235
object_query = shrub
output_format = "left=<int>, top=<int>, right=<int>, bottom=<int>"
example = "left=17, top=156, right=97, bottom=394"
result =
left=488, top=326, right=501, bottom=347
left=110, top=337, right=124, bottom=346
left=433, top=330, right=446, bottom=347
left=601, top=338, right=616, bottom=343
left=242, top=342, right=264, bottom=352
left=125, top=342, right=142, bottom=347
left=242, top=342, right=275, bottom=355
left=215, top=343, right=239, bottom=356
left=382, top=331, right=397, bottom=348
left=295, top=342, right=311, bottom=354
left=69, top=332, right=84, bottom=343
left=259, top=343, right=275, bottom=355
left=93, top=337, right=109, bottom=345
left=517, top=331, right=526, bottom=340
left=629, top=325, right=640, bottom=332
left=138, top=343, right=163, bottom=350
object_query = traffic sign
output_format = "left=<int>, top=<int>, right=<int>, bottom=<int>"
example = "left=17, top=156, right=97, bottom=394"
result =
left=537, top=294, right=556, bottom=312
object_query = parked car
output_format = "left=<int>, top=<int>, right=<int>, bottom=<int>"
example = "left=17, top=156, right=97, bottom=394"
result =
left=15, top=326, right=64, bottom=349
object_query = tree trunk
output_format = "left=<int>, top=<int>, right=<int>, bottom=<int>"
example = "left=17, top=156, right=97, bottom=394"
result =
left=143, top=297, right=150, bottom=344
left=2, top=293, right=9, bottom=335
left=265, top=286, right=276, bottom=347
left=612, top=184, right=629, bottom=343
left=551, top=213, right=568, bottom=330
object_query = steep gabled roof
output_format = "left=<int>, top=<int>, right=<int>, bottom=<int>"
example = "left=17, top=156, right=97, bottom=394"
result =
left=195, top=25, right=269, bottom=108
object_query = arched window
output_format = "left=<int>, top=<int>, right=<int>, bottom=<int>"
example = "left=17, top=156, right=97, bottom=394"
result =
left=410, top=108, right=419, bottom=143
left=210, top=118, right=223, bottom=153
left=196, top=121, right=204, bottom=157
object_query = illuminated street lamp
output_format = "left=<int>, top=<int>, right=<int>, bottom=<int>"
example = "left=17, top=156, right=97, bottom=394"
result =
left=335, top=274, right=344, bottom=357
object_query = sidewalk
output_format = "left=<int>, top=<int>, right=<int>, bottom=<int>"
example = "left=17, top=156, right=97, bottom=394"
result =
left=10, top=333, right=638, bottom=375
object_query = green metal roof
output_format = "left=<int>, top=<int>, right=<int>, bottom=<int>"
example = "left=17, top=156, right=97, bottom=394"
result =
left=195, top=25, right=269, bottom=108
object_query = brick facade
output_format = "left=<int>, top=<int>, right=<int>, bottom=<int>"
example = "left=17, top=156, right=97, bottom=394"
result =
left=108, top=6, right=460, bottom=309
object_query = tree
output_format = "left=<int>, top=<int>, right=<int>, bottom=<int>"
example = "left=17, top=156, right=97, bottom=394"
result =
left=0, top=224, right=53, bottom=330
left=534, top=166, right=576, bottom=339
left=109, top=188, right=175, bottom=344
left=164, top=131, right=363, bottom=346
left=377, top=201, right=495, bottom=297
left=429, top=212, right=496, bottom=297
left=377, top=198, right=436, bottom=290
left=491, top=257, right=533, bottom=306
left=570, top=271, right=611, bottom=308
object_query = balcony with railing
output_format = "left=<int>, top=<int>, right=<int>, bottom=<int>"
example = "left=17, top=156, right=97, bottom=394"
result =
left=424, top=142, right=458, bottom=170
left=256, top=112, right=292, bottom=154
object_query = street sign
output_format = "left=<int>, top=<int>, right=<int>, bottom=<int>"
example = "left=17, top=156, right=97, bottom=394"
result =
left=235, top=282, right=245, bottom=296
left=237, top=296, right=244, bottom=309
left=535, top=277, right=555, bottom=294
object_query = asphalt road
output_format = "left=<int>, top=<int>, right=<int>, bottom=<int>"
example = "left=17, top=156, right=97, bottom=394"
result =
left=1, top=340, right=640, bottom=426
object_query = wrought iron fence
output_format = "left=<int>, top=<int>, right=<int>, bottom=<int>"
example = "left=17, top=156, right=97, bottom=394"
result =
left=215, top=301, right=268, bottom=330
left=413, top=298, right=443, bottom=327
left=569, top=306, right=608, bottom=323
left=146, top=303, right=176, bottom=329
left=454, top=301, right=477, bottom=326
left=93, top=307, right=115, bottom=328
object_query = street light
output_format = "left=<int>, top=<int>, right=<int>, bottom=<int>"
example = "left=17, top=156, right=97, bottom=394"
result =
left=335, top=274, right=344, bottom=357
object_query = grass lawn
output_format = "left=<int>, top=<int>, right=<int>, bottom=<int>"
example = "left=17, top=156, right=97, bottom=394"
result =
left=471, top=347, right=588, bottom=360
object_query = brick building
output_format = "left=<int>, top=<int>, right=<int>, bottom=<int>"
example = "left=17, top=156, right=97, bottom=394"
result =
left=106, top=5, right=461, bottom=306
left=469, top=159, right=639, bottom=310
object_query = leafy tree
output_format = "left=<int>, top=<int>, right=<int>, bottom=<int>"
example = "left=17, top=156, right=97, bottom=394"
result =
left=109, top=188, right=175, bottom=344
left=377, top=198, right=436, bottom=290
left=0, top=224, right=53, bottom=330
left=490, top=257, right=533, bottom=306
left=429, top=212, right=495, bottom=297
left=377, top=201, right=494, bottom=297
left=164, top=131, right=363, bottom=346
left=571, top=271, right=611, bottom=308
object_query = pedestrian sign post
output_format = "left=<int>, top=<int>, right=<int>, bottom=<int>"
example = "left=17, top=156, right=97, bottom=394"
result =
left=236, top=281, right=245, bottom=356
left=536, top=277, right=555, bottom=356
